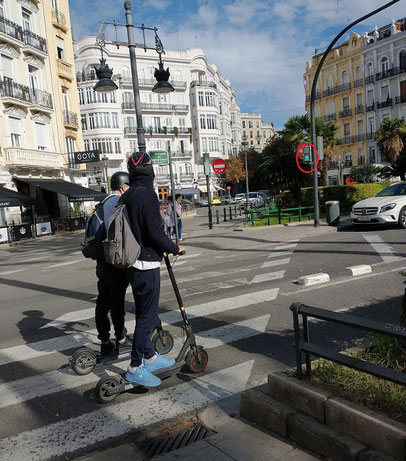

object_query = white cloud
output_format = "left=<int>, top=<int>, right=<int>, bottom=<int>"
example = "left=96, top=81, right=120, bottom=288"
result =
left=144, top=0, right=170, bottom=11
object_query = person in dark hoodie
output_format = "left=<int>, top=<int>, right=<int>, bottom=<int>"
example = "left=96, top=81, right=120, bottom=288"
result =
left=121, top=151, right=185, bottom=387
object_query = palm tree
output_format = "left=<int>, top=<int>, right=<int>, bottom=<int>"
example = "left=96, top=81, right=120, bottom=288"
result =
left=377, top=118, right=406, bottom=163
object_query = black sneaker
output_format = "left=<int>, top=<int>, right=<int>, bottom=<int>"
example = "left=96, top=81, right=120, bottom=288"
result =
left=116, top=335, right=132, bottom=353
left=100, top=340, right=115, bottom=357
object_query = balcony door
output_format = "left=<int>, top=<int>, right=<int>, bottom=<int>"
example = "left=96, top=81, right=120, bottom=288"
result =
left=153, top=117, right=161, bottom=133
left=28, top=65, right=38, bottom=91
left=9, top=116, right=22, bottom=147
left=62, top=88, right=69, bottom=112
left=22, top=7, right=31, bottom=31
left=400, top=50, right=406, bottom=71
left=400, top=81, right=406, bottom=98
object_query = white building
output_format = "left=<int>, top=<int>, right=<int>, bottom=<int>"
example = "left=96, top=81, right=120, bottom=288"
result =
left=74, top=37, right=242, bottom=199
left=363, top=18, right=406, bottom=164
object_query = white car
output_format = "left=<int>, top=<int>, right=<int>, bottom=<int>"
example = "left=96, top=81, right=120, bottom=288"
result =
left=351, top=182, right=406, bottom=228
left=234, top=193, right=246, bottom=203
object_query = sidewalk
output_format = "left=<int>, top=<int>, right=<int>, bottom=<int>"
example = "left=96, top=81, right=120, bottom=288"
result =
left=75, top=398, right=319, bottom=461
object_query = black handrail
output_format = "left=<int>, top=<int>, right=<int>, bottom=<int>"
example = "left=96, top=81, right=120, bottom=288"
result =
left=290, top=302, right=406, bottom=386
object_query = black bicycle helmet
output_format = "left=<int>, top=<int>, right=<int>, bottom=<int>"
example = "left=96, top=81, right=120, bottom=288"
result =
left=127, top=151, right=154, bottom=177
left=110, top=171, right=130, bottom=191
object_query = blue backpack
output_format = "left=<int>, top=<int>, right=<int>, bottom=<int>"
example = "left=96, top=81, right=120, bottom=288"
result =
left=81, top=196, right=111, bottom=260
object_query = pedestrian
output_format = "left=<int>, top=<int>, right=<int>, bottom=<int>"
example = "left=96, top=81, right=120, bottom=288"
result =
left=94, top=171, right=131, bottom=356
left=174, top=193, right=183, bottom=241
left=165, top=195, right=175, bottom=237
left=122, top=152, right=185, bottom=387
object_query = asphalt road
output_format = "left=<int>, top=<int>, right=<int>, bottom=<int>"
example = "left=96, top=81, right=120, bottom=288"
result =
left=0, top=216, right=405, bottom=460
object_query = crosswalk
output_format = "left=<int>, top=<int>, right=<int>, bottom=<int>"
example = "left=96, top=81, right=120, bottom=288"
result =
left=0, top=237, right=299, bottom=460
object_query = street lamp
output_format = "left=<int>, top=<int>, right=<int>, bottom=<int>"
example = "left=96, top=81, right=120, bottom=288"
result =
left=241, top=136, right=249, bottom=211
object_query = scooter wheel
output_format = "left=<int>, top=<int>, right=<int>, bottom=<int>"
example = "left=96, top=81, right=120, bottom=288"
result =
left=186, top=346, right=208, bottom=373
left=95, top=376, right=121, bottom=404
left=151, top=330, right=174, bottom=355
left=69, top=348, right=97, bottom=375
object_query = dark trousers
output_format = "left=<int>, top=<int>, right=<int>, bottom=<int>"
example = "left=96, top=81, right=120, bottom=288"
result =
left=95, top=260, right=129, bottom=343
left=127, top=267, right=160, bottom=367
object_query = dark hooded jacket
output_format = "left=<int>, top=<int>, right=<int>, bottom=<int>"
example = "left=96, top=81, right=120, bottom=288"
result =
left=121, top=173, right=179, bottom=262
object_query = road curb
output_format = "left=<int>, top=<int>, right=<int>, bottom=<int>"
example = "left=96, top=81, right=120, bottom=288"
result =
left=297, top=264, right=373, bottom=286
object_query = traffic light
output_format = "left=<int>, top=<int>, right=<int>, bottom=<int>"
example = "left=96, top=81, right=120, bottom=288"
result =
left=302, top=145, right=312, bottom=164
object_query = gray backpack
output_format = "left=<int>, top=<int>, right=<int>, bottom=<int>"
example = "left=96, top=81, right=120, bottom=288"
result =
left=103, top=202, right=140, bottom=268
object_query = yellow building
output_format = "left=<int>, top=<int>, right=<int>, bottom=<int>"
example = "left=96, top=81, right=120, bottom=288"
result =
left=240, top=112, right=275, bottom=152
left=304, top=32, right=366, bottom=185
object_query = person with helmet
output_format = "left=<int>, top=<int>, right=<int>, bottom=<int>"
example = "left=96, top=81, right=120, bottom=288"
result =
left=122, top=152, right=185, bottom=387
left=95, top=171, right=131, bottom=356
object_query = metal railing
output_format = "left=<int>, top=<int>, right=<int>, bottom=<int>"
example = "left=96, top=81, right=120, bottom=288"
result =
left=0, top=15, right=23, bottom=42
left=354, top=78, right=363, bottom=87
left=0, top=77, right=31, bottom=103
left=322, top=82, right=351, bottom=97
left=120, top=77, right=187, bottom=89
left=23, top=29, right=47, bottom=54
left=366, top=131, right=376, bottom=140
left=245, top=205, right=314, bottom=226
left=290, top=302, right=406, bottom=386
left=122, top=102, right=189, bottom=112
left=323, top=113, right=336, bottom=121
left=365, top=75, right=374, bottom=84
left=329, top=161, right=339, bottom=170
left=344, top=160, right=352, bottom=167
left=336, top=135, right=354, bottom=145
left=366, top=103, right=375, bottom=112
left=354, top=133, right=364, bottom=142
left=190, top=80, right=217, bottom=89
left=339, top=108, right=352, bottom=118
left=30, top=88, right=53, bottom=109
left=376, top=98, right=392, bottom=109
left=395, top=95, right=406, bottom=104
left=63, top=110, right=78, bottom=127
left=172, top=150, right=193, bottom=157
left=355, top=105, right=364, bottom=114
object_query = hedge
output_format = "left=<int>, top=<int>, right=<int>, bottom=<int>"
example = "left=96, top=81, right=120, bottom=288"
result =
left=275, top=182, right=393, bottom=212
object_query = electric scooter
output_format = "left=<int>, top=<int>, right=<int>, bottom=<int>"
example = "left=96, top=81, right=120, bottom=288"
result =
left=69, top=317, right=174, bottom=376
left=94, top=251, right=209, bottom=403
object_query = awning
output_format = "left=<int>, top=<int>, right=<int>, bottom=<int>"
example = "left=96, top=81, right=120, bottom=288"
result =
left=21, top=178, right=107, bottom=202
left=175, top=188, right=196, bottom=196
left=213, top=185, right=225, bottom=191
left=198, top=185, right=207, bottom=193
left=0, top=186, right=36, bottom=208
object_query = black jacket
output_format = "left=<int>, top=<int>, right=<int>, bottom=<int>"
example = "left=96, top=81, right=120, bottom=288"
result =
left=122, top=174, right=179, bottom=262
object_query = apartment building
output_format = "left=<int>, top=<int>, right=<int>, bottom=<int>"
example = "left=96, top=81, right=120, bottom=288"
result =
left=363, top=18, right=406, bottom=165
left=74, top=37, right=241, bottom=199
left=304, top=32, right=366, bottom=185
left=240, top=112, right=275, bottom=152
left=0, top=0, right=84, bottom=224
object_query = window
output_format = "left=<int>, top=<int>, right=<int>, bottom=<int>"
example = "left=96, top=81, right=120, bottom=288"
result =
left=367, top=89, right=374, bottom=106
left=198, top=91, right=204, bottom=106
left=114, top=138, right=121, bottom=154
left=342, top=97, right=349, bottom=109
left=199, top=115, right=206, bottom=129
left=359, top=149, right=365, bottom=165
left=356, top=93, right=362, bottom=106
left=66, top=137, right=75, bottom=154
left=341, top=70, right=349, bottom=85
left=35, top=123, right=47, bottom=150
left=112, top=112, right=119, bottom=128
left=179, top=118, right=185, bottom=127
left=242, top=121, right=246, bottom=128
left=401, top=81, right=406, bottom=98
left=208, top=137, right=218, bottom=151
left=28, top=65, right=38, bottom=90
left=367, top=63, right=374, bottom=77
left=62, top=87, right=69, bottom=111
left=1, top=54, right=13, bottom=79
left=339, top=48, right=344, bottom=56
left=357, top=119, right=363, bottom=135
left=78, top=88, right=84, bottom=105
left=256, top=131, right=260, bottom=137
left=126, top=116, right=135, bottom=128
left=256, top=121, right=259, bottom=128
left=9, top=117, right=22, bottom=147
left=355, top=67, right=361, bottom=81
left=84, top=139, right=90, bottom=151
left=88, top=113, right=95, bottom=129
left=92, top=138, right=113, bottom=154
left=201, top=137, right=207, bottom=152
left=81, top=114, right=87, bottom=131
left=85, top=87, right=94, bottom=104
left=56, top=36, right=65, bottom=60
left=250, top=131, right=253, bottom=138
left=109, top=91, right=116, bottom=103
left=381, top=85, right=389, bottom=101
left=219, top=101, right=222, bottom=114
left=22, top=7, right=31, bottom=31
left=400, top=50, right=406, bottom=71
left=248, top=121, right=253, bottom=128
left=343, top=123, right=350, bottom=136
left=206, top=114, right=217, bottom=129
left=205, top=92, right=215, bottom=107
left=381, top=57, right=389, bottom=73
left=0, top=1, right=4, bottom=17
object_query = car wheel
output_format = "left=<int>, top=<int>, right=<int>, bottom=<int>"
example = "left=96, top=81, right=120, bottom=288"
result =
left=398, top=206, right=406, bottom=229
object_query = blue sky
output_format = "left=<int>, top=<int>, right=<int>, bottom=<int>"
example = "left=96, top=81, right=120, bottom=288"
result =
left=69, top=0, right=406, bottom=130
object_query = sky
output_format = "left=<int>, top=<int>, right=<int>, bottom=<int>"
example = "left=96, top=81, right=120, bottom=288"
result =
left=69, top=0, right=406, bottom=130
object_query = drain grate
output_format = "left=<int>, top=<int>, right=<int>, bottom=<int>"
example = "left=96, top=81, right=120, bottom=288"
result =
left=141, top=423, right=213, bottom=458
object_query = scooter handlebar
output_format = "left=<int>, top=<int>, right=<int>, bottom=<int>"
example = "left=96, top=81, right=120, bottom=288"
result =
left=178, top=250, right=186, bottom=256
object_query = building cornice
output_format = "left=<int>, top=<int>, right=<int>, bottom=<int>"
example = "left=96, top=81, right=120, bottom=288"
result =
left=0, top=43, right=20, bottom=59
left=23, top=54, right=45, bottom=69
left=4, top=106, right=28, bottom=118
left=31, top=112, right=51, bottom=124
left=17, top=0, right=39, bottom=14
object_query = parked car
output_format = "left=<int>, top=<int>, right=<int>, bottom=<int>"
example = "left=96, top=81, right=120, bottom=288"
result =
left=248, top=192, right=264, bottom=207
left=234, top=193, right=246, bottom=203
left=351, top=182, right=406, bottom=228
left=181, top=199, right=194, bottom=210
left=221, top=195, right=237, bottom=205
left=211, top=198, right=221, bottom=205
left=192, top=198, right=208, bottom=207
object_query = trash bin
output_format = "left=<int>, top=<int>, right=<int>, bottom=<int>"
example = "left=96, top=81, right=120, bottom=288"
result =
left=325, top=201, right=340, bottom=225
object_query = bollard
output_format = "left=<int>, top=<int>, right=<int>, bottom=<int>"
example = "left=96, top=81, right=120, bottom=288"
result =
left=229, top=207, right=233, bottom=220
left=234, top=205, right=237, bottom=217
left=239, top=204, right=242, bottom=216
left=216, top=209, right=220, bottom=224
left=223, top=208, right=227, bottom=222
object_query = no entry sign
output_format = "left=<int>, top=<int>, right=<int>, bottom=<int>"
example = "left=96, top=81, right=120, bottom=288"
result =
left=212, top=158, right=226, bottom=174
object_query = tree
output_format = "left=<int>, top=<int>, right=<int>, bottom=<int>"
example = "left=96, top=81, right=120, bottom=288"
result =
left=349, top=164, right=386, bottom=183
left=225, top=155, right=245, bottom=184
left=377, top=118, right=406, bottom=163
left=379, top=150, right=406, bottom=181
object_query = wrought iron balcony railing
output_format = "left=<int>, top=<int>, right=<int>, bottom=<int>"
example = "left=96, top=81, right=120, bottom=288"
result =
left=30, top=88, right=53, bottom=109
left=339, top=108, right=352, bottom=118
left=23, top=29, right=47, bottom=54
left=323, top=113, right=336, bottom=121
left=395, top=95, right=406, bottom=104
left=0, top=77, right=30, bottom=103
left=0, top=15, right=23, bottom=42
left=376, top=98, right=392, bottom=109
left=63, top=110, right=78, bottom=127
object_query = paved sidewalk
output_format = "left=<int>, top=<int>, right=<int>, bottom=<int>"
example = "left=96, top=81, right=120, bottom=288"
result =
left=75, top=398, right=319, bottom=461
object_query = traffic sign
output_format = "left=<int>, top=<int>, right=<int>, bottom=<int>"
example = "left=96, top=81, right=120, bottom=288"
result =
left=212, top=158, right=226, bottom=174
left=149, top=150, right=169, bottom=165
left=227, top=185, right=231, bottom=191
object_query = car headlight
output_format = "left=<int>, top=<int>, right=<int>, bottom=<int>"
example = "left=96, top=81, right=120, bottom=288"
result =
left=380, top=203, right=397, bottom=213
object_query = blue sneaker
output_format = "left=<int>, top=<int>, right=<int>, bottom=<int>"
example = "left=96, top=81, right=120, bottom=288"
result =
left=143, top=353, right=176, bottom=372
left=125, top=364, right=161, bottom=387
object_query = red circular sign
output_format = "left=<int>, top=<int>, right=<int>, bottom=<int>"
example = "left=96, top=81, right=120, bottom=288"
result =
left=226, top=185, right=231, bottom=190
left=295, top=142, right=320, bottom=174
left=212, top=159, right=226, bottom=174
left=345, top=177, right=356, bottom=185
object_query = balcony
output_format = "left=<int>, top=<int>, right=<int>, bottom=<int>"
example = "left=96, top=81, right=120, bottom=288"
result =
left=51, top=9, right=68, bottom=33
left=395, top=95, right=406, bottom=104
left=120, top=77, right=187, bottom=90
left=30, top=88, right=53, bottom=111
left=355, top=105, right=364, bottom=114
left=0, top=78, right=31, bottom=106
left=22, top=30, right=47, bottom=56
left=172, top=150, right=193, bottom=158
left=57, top=59, right=73, bottom=81
left=376, top=68, right=395, bottom=81
left=180, top=173, right=194, bottom=181
left=336, top=135, right=354, bottom=145
left=329, top=161, right=339, bottom=170
left=0, top=16, right=24, bottom=45
left=339, top=108, right=352, bottom=118
left=190, top=80, right=217, bottom=90
left=354, top=78, right=363, bottom=88
left=323, top=113, right=336, bottom=121
left=122, top=102, right=189, bottom=112
left=322, top=82, right=351, bottom=98
left=364, top=75, right=374, bottom=84
left=63, top=110, right=78, bottom=128
left=355, top=133, right=365, bottom=142
left=369, top=156, right=376, bottom=164
left=366, top=103, right=375, bottom=112
left=4, top=147, right=64, bottom=170
left=376, top=98, right=392, bottom=109
left=344, top=160, right=353, bottom=167
left=305, top=91, right=321, bottom=103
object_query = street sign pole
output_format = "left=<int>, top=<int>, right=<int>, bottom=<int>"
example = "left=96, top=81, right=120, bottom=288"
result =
left=203, top=153, right=213, bottom=230
left=167, top=146, right=179, bottom=244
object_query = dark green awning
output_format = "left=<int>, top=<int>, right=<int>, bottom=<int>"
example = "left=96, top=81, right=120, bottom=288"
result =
left=21, top=178, right=107, bottom=202
left=0, top=186, right=36, bottom=208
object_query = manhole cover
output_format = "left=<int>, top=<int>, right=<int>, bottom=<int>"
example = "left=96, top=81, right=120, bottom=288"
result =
left=141, top=423, right=213, bottom=458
